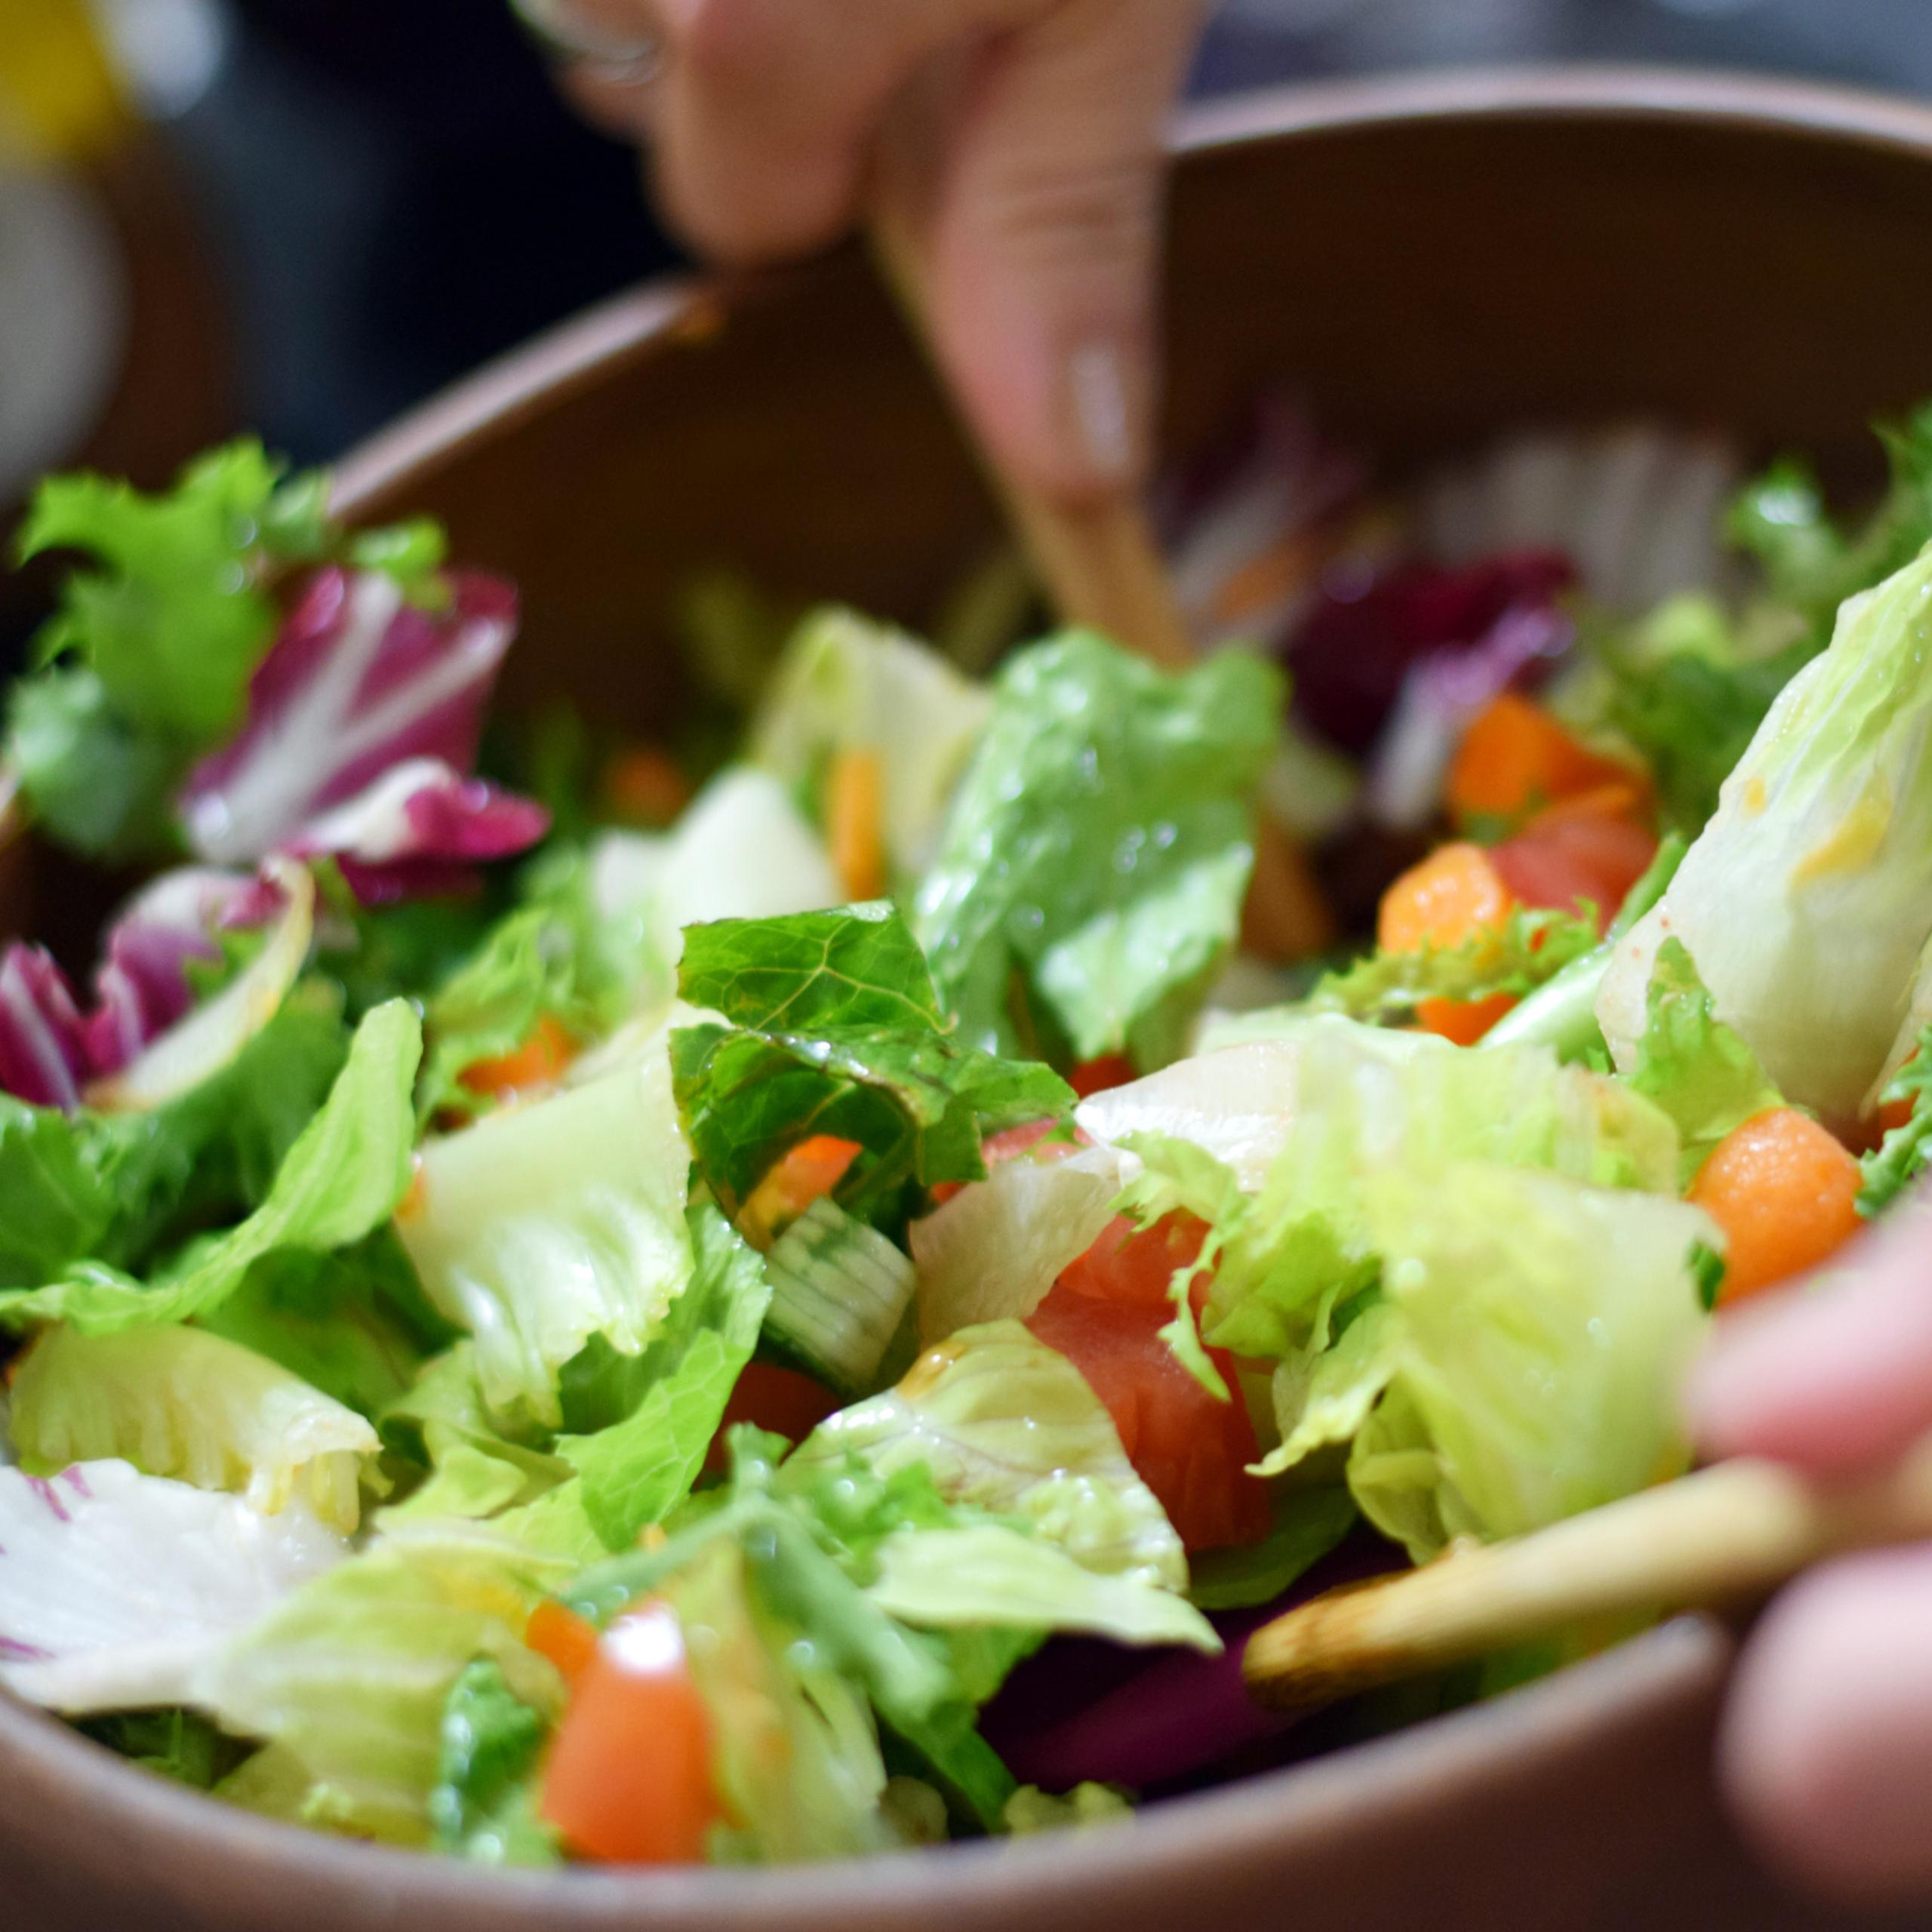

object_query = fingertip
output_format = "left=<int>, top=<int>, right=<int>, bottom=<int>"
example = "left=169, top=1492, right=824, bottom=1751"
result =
left=1721, top=1549, right=1932, bottom=1905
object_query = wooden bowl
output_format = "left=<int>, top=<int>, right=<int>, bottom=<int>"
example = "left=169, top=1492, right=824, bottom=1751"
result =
left=9, top=66, right=1932, bottom=1932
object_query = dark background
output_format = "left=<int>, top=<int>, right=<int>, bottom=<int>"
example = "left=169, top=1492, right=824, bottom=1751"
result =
left=104, top=0, right=1932, bottom=466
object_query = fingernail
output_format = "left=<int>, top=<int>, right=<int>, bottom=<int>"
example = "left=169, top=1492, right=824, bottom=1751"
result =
left=1066, top=338, right=1140, bottom=484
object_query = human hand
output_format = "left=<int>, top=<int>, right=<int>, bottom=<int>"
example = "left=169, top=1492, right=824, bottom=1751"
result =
left=526, top=0, right=1209, bottom=505
left=1691, top=1190, right=1932, bottom=1903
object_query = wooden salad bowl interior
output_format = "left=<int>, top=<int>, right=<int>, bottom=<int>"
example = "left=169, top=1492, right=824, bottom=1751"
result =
left=10, top=65, right=1932, bottom=1932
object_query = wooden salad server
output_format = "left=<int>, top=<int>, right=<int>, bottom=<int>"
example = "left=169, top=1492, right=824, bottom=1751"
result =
left=1244, top=1436, right=1932, bottom=1714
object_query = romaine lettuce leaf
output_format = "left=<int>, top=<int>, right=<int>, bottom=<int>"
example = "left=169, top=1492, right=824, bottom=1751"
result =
left=1346, top=1161, right=1713, bottom=1561
left=787, top=1320, right=1186, bottom=1590
left=1185, top=1486, right=1358, bottom=1612
left=9, top=1323, right=380, bottom=1531
left=396, top=1033, right=691, bottom=1424
left=557, top=1204, right=771, bottom=1550
left=1597, top=543, right=1932, bottom=1124
left=1626, top=938, right=1783, bottom=1183
left=911, top=632, right=1280, bottom=1068
left=749, top=608, right=992, bottom=880
left=0, top=1459, right=346, bottom=1713
left=672, top=906, right=1070, bottom=1228
left=0, top=999, right=420, bottom=1334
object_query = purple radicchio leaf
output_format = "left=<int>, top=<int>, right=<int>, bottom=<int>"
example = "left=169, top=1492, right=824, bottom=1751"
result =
left=178, top=565, right=532, bottom=871
left=0, top=868, right=266, bottom=1110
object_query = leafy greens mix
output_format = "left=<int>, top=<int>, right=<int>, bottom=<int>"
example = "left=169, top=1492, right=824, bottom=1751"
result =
left=0, top=401, right=1926, bottom=1871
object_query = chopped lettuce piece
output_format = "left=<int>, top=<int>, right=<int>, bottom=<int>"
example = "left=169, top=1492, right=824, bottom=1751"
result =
left=912, top=632, right=1280, bottom=1068
left=750, top=608, right=993, bottom=880
left=1003, top=1783, right=1133, bottom=1835
left=397, top=1034, right=691, bottom=1425
left=196, top=1508, right=571, bottom=1843
left=76, top=1708, right=254, bottom=1791
left=909, top=1142, right=1123, bottom=1343
left=1626, top=938, right=1783, bottom=1183
left=762, top=1196, right=913, bottom=1395
left=788, top=1320, right=1187, bottom=1590
left=1860, top=1026, right=1932, bottom=1216
left=0, top=1460, right=345, bottom=1713
left=558, top=1204, right=771, bottom=1550
left=672, top=906, right=1070, bottom=1229
left=429, top=1659, right=558, bottom=1866
left=1257, top=1297, right=1403, bottom=1478
left=1088, top=1020, right=1681, bottom=1362
left=1597, top=543, right=1932, bottom=1125
left=9, top=1324, right=380, bottom=1531
left=0, top=1096, right=118, bottom=1286
left=867, top=1524, right=1216, bottom=1651
left=0, top=1000, right=421, bottom=1334
left=1347, top=1163, right=1713, bottom=1561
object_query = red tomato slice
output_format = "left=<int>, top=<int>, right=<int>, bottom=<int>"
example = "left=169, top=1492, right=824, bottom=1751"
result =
left=1069, top=1054, right=1138, bottom=1099
left=1494, top=809, right=1658, bottom=934
left=1028, top=1214, right=1267, bottom=1553
left=538, top=1601, right=722, bottom=1864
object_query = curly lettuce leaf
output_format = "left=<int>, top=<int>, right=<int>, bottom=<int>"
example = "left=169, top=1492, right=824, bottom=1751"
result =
left=557, top=1204, right=771, bottom=1550
left=0, top=1000, right=420, bottom=1334
left=911, top=632, right=1281, bottom=1068
left=1346, top=1162, right=1713, bottom=1561
left=1626, top=938, right=1783, bottom=1183
left=673, top=906, right=1071, bottom=1228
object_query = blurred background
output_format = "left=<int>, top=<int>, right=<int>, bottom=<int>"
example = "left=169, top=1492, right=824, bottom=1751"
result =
left=2, top=0, right=1932, bottom=506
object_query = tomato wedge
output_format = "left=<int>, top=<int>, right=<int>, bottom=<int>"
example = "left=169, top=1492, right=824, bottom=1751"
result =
left=538, top=1600, right=723, bottom=1864
left=705, top=1361, right=841, bottom=1471
left=1493, top=807, right=1658, bottom=936
left=1028, top=1214, right=1268, bottom=1553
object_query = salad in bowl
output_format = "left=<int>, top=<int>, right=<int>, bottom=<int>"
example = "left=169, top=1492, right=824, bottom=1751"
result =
left=0, top=398, right=1927, bottom=1868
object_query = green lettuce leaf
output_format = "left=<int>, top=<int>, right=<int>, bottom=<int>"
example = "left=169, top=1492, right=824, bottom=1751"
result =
left=911, top=632, right=1281, bottom=1067
left=428, top=1660, right=558, bottom=1867
left=396, top=1036, right=692, bottom=1425
left=76, top=1709, right=254, bottom=1792
left=672, top=906, right=1071, bottom=1227
left=1597, top=542, right=1932, bottom=1125
left=1346, top=1161, right=1713, bottom=1561
left=0, top=1096, right=118, bottom=1286
left=415, top=905, right=589, bottom=1123
left=558, top=1204, right=772, bottom=1550
left=1626, top=938, right=1783, bottom=1183
left=9, top=1322, right=380, bottom=1531
left=786, top=1319, right=1188, bottom=1590
left=0, top=1000, right=420, bottom=1334
left=1860, top=1027, right=1932, bottom=1216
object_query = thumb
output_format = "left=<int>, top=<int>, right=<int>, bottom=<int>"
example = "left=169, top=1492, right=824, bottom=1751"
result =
left=921, top=0, right=1207, bottom=506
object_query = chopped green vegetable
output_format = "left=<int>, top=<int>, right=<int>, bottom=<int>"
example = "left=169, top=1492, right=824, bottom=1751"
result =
left=429, top=1660, right=558, bottom=1866
left=1860, top=1027, right=1932, bottom=1216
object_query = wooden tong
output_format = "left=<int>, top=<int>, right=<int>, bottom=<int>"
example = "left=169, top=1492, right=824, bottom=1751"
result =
left=1244, top=1438, right=1932, bottom=1713
left=868, top=175, right=1333, bottom=956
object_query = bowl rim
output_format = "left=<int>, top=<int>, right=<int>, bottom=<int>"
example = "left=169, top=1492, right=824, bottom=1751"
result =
left=11, top=57, right=1932, bottom=1921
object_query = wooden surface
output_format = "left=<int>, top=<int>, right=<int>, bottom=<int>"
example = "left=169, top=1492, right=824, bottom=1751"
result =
left=17, top=65, right=1932, bottom=1932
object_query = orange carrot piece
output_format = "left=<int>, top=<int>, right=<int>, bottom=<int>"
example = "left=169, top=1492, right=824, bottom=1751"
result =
left=739, top=1133, right=863, bottom=1249
left=459, top=1014, right=577, bottom=1100
left=528, top=1600, right=601, bottom=1686
left=602, top=747, right=692, bottom=828
left=825, top=748, right=886, bottom=901
left=1447, top=693, right=1645, bottom=826
left=1689, top=1108, right=1867, bottom=1308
